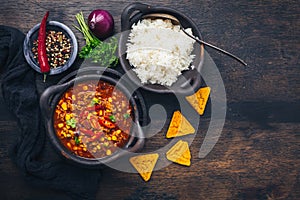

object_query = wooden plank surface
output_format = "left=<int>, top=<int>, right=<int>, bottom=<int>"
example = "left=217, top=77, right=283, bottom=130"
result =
left=0, top=0, right=299, bottom=199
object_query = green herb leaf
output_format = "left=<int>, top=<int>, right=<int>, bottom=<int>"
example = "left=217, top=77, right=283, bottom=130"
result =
left=90, top=97, right=100, bottom=105
left=66, top=118, right=76, bottom=128
left=87, top=36, right=119, bottom=67
left=74, top=136, right=80, bottom=145
left=109, top=115, right=116, bottom=122
left=123, top=113, right=130, bottom=119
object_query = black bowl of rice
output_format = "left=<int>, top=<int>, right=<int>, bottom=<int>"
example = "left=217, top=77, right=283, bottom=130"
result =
left=119, top=3, right=204, bottom=95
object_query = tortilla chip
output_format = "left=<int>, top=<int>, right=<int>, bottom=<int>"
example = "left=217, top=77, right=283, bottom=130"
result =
left=166, top=111, right=195, bottom=138
left=129, top=153, right=159, bottom=181
left=186, top=87, right=211, bottom=115
left=166, top=140, right=191, bottom=166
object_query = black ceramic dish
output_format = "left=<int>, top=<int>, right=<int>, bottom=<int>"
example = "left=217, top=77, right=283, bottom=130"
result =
left=57, top=67, right=149, bottom=127
left=23, top=21, right=78, bottom=75
left=40, top=71, right=145, bottom=168
left=119, top=3, right=204, bottom=95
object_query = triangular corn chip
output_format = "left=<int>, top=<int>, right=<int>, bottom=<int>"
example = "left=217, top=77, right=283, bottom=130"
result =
left=129, top=153, right=159, bottom=181
left=166, top=111, right=195, bottom=138
left=166, top=140, right=191, bottom=166
left=186, top=87, right=211, bottom=115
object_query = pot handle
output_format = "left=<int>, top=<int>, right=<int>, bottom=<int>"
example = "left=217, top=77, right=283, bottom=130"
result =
left=127, top=121, right=145, bottom=152
left=177, top=70, right=202, bottom=95
left=39, top=82, right=71, bottom=122
left=121, top=2, right=152, bottom=31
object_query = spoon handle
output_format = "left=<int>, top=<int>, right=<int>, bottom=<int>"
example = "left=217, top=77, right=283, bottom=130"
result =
left=181, top=28, right=247, bottom=66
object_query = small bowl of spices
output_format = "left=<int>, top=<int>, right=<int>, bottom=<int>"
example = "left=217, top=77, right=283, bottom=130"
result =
left=24, top=21, right=78, bottom=75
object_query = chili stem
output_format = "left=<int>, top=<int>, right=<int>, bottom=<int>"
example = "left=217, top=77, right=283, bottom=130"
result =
left=43, top=74, right=47, bottom=82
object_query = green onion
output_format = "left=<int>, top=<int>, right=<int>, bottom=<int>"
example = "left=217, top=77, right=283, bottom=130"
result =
left=123, top=113, right=130, bottom=119
left=66, top=118, right=76, bottom=128
left=74, top=136, right=80, bottom=145
left=109, top=115, right=116, bottom=122
left=90, top=97, right=100, bottom=105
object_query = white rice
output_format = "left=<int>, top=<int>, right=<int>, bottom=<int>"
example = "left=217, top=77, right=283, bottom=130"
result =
left=126, top=19, right=196, bottom=86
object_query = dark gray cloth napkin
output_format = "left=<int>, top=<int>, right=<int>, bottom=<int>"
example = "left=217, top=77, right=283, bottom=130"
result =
left=0, top=25, right=101, bottom=200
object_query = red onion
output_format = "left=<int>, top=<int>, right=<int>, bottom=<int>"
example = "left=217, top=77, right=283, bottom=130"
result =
left=88, top=9, right=114, bottom=40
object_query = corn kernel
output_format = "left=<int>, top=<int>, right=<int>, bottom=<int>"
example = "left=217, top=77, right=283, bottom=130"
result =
left=112, top=136, right=117, bottom=141
left=65, top=113, right=71, bottom=120
left=87, top=113, right=92, bottom=120
left=83, top=86, right=88, bottom=90
left=64, top=93, right=70, bottom=99
left=92, top=97, right=98, bottom=102
left=60, top=131, right=66, bottom=137
left=58, top=123, right=64, bottom=128
left=106, top=149, right=112, bottom=155
left=72, top=95, right=76, bottom=100
left=61, top=102, right=67, bottom=110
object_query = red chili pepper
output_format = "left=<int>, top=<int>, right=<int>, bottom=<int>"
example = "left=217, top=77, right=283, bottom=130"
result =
left=99, top=117, right=116, bottom=129
left=94, top=105, right=104, bottom=111
left=86, top=105, right=104, bottom=111
left=37, top=11, right=50, bottom=82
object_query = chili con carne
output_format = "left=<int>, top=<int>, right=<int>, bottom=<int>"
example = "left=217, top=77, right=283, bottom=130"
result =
left=54, top=80, right=133, bottom=158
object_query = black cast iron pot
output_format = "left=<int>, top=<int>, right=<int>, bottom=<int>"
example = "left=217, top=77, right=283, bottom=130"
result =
left=119, top=2, right=204, bottom=95
left=40, top=69, right=146, bottom=168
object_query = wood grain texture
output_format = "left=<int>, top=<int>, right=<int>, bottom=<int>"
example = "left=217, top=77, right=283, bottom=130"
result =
left=0, top=0, right=299, bottom=199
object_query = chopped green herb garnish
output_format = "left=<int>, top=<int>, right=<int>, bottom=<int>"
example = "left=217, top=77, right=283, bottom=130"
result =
left=109, top=115, right=116, bottom=122
left=74, top=136, right=80, bottom=145
left=87, top=36, right=118, bottom=67
left=90, top=97, right=100, bottom=105
left=123, top=113, right=130, bottom=119
left=66, top=118, right=76, bottom=128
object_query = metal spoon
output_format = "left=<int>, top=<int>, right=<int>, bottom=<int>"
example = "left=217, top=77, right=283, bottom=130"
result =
left=142, top=13, right=247, bottom=66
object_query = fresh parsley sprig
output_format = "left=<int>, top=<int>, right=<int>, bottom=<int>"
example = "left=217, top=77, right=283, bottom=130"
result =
left=66, top=118, right=76, bottom=128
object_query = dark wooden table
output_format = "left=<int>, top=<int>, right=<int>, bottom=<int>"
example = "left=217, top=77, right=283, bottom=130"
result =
left=0, top=0, right=299, bottom=199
